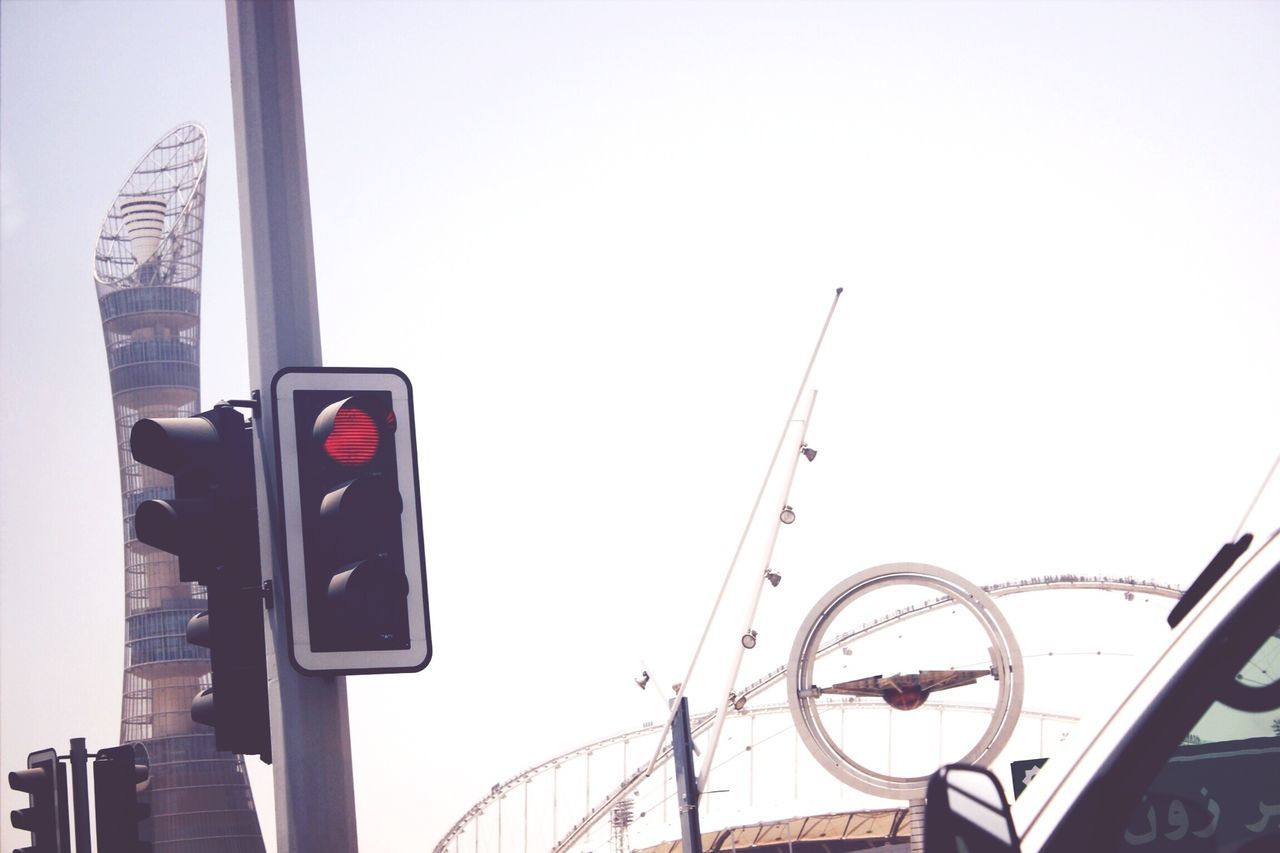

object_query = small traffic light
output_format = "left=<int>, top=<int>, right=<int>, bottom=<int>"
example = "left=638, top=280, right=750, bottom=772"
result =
left=272, top=368, right=431, bottom=675
left=93, top=744, right=151, bottom=852
left=130, top=404, right=270, bottom=759
left=8, top=748, right=70, bottom=853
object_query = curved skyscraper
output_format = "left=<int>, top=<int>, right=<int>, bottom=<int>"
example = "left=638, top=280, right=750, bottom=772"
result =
left=93, top=123, right=267, bottom=852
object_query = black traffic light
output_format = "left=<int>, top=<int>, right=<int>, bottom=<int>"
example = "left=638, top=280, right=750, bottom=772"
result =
left=272, top=368, right=431, bottom=675
left=130, top=404, right=271, bottom=760
left=8, top=748, right=70, bottom=853
left=93, top=744, right=151, bottom=852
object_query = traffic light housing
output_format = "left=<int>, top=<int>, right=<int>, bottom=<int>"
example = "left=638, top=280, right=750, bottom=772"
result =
left=8, top=748, right=70, bottom=853
left=272, top=367, right=431, bottom=675
left=129, top=404, right=271, bottom=759
left=93, top=744, right=151, bottom=852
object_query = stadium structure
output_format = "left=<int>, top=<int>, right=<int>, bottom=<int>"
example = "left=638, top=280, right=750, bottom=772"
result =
left=92, top=123, right=266, bottom=851
left=434, top=576, right=1181, bottom=853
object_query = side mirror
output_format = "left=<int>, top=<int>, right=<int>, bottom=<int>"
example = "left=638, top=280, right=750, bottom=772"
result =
left=925, top=764, right=1021, bottom=853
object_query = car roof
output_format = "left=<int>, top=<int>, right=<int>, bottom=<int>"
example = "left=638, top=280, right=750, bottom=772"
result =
left=1011, top=526, right=1280, bottom=851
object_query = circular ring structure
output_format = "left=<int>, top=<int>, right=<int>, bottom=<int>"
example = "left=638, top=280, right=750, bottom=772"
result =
left=787, top=563, right=1024, bottom=799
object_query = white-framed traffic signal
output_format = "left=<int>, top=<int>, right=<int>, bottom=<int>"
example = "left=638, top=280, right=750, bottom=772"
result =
left=271, top=367, right=431, bottom=675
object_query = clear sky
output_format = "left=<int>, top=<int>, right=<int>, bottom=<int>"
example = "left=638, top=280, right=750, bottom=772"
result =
left=2, top=1, right=1278, bottom=851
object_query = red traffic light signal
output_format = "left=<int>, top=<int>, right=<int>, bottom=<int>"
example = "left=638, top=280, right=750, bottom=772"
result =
left=317, top=397, right=383, bottom=466
left=272, top=368, right=431, bottom=675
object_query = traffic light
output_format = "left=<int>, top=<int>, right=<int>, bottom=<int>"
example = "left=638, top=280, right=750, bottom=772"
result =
left=8, top=748, right=70, bottom=853
left=129, top=404, right=271, bottom=759
left=93, top=744, right=151, bottom=852
left=272, top=367, right=431, bottom=675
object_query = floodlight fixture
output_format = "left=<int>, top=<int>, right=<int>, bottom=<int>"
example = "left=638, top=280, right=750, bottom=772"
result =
left=766, top=570, right=782, bottom=588
left=780, top=506, right=796, bottom=524
left=741, top=629, right=758, bottom=649
left=635, top=671, right=650, bottom=690
left=801, top=445, right=818, bottom=462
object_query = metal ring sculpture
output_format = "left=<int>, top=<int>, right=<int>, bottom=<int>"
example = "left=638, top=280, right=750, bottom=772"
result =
left=787, top=563, right=1024, bottom=799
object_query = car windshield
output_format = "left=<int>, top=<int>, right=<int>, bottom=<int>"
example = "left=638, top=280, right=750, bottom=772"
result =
left=1113, top=621, right=1280, bottom=852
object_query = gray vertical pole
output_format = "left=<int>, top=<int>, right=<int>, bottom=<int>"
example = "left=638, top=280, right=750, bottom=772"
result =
left=68, top=738, right=91, bottom=853
left=671, top=698, right=703, bottom=853
left=224, top=2, right=359, bottom=850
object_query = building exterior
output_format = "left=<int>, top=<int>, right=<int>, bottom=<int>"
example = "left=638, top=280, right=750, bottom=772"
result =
left=92, top=123, right=266, bottom=851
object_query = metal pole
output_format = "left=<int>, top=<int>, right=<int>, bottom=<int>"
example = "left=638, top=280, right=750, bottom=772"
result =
left=225, top=2, right=358, bottom=850
left=644, top=288, right=843, bottom=778
left=68, top=738, right=91, bottom=853
left=671, top=698, right=703, bottom=853
left=696, top=390, right=817, bottom=798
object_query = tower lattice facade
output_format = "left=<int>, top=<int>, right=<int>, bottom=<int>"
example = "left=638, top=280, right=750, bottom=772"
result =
left=92, top=123, right=267, bottom=852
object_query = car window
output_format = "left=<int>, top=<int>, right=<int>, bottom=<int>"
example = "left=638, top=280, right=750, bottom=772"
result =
left=1115, top=625, right=1280, bottom=851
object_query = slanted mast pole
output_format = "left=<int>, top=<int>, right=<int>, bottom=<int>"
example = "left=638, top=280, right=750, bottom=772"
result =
left=643, top=288, right=844, bottom=781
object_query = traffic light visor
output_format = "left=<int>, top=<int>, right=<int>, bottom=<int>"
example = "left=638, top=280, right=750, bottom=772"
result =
left=8, top=768, right=48, bottom=832
left=130, top=416, right=221, bottom=475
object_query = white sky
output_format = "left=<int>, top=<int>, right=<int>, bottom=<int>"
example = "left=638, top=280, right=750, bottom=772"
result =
left=2, top=1, right=1278, bottom=851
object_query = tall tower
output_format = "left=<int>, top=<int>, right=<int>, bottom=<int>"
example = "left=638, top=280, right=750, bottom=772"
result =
left=92, top=123, right=267, bottom=852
